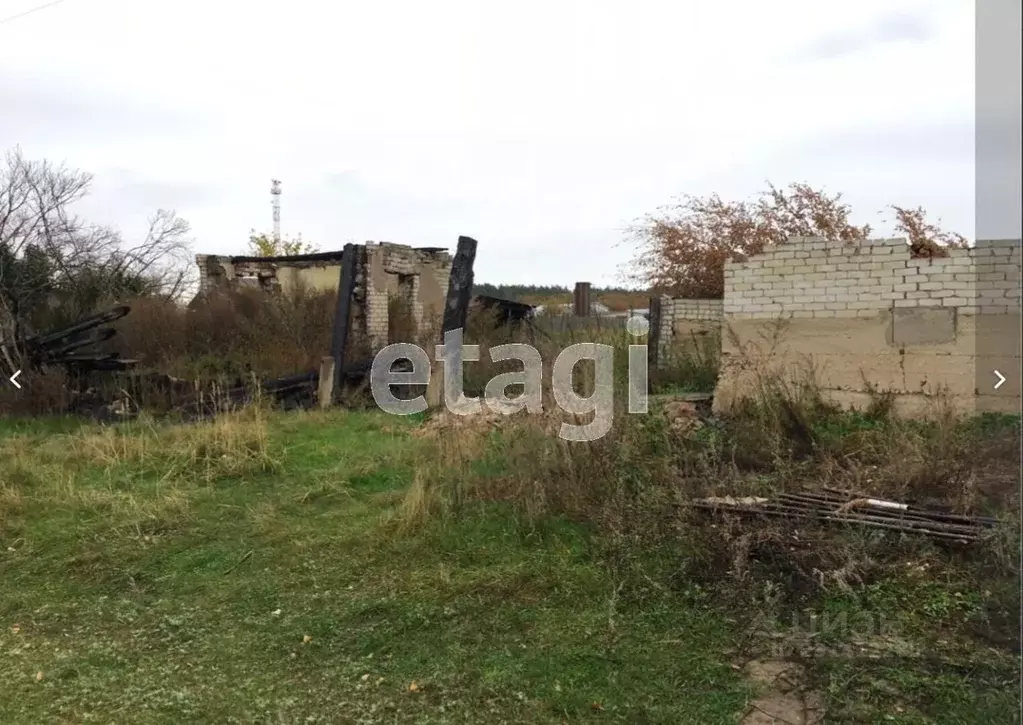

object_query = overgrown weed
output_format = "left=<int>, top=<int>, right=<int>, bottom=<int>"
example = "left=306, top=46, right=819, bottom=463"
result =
left=67, top=404, right=283, bottom=483
left=399, top=349, right=1020, bottom=655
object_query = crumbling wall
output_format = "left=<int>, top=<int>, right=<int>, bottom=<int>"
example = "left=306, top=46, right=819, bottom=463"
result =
left=195, top=243, right=453, bottom=352
left=195, top=253, right=344, bottom=295
left=277, top=265, right=343, bottom=295
left=714, top=237, right=1022, bottom=415
left=357, top=243, right=451, bottom=348
left=655, top=298, right=722, bottom=358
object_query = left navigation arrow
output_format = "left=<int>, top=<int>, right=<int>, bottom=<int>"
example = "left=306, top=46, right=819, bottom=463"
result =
left=9, top=370, right=22, bottom=389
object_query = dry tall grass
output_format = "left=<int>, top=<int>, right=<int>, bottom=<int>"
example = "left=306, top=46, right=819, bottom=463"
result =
left=2, top=284, right=359, bottom=416
left=67, top=406, right=283, bottom=483
left=113, top=285, right=341, bottom=380
left=398, top=341, right=1020, bottom=617
left=0, top=403, right=285, bottom=546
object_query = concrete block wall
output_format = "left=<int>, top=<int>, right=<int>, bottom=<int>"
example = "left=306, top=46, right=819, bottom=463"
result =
left=715, top=236, right=1022, bottom=415
left=656, top=298, right=723, bottom=357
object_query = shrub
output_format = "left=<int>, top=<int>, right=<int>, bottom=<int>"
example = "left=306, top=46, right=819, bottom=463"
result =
left=625, top=182, right=968, bottom=298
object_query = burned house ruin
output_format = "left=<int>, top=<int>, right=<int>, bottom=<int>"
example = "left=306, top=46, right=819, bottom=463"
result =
left=194, top=242, right=454, bottom=348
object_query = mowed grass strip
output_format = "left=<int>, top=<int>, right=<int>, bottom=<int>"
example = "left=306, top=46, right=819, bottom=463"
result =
left=0, top=409, right=748, bottom=724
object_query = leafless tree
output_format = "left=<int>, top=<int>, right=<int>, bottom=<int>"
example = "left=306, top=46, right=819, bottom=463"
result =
left=1, top=147, right=196, bottom=350
left=80, top=208, right=196, bottom=302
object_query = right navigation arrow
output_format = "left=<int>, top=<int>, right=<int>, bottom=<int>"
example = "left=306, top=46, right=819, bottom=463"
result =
left=993, top=370, right=1006, bottom=390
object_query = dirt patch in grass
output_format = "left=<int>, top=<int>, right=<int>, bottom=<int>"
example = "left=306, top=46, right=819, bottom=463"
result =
left=739, top=660, right=825, bottom=725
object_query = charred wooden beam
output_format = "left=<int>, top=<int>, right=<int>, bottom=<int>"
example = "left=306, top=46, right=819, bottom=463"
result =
left=647, top=296, right=661, bottom=374
left=428, top=236, right=478, bottom=408
left=329, top=243, right=359, bottom=403
left=441, top=236, right=479, bottom=336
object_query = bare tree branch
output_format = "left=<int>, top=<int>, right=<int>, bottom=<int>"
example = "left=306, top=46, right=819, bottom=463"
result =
left=1, top=148, right=196, bottom=350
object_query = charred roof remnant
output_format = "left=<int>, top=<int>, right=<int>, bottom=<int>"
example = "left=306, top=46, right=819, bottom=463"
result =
left=194, top=242, right=454, bottom=350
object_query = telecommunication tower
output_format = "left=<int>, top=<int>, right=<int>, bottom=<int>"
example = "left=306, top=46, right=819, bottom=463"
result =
left=270, top=179, right=282, bottom=245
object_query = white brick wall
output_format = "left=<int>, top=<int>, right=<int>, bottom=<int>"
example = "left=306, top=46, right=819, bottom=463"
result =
left=724, top=237, right=1022, bottom=319
left=361, top=243, right=453, bottom=349
left=656, top=297, right=723, bottom=355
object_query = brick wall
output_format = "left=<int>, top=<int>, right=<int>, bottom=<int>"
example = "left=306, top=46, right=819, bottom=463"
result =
left=655, top=297, right=723, bottom=358
left=724, top=237, right=1020, bottom=318
left=358, top=243, right=452, bottom=349
left=715, top=236, right=1022, bottom=415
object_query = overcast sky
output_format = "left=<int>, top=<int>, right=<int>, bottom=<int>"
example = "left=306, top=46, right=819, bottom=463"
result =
left=1, top=0, right=983, bottom=286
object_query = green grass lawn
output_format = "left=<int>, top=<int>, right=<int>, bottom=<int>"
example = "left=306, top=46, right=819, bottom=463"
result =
left=0, top=409, right=1017, bottom=724
left=0, top=410, right=750, bottom=724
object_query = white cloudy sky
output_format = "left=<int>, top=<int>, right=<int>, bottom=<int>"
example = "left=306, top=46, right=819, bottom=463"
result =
left=0, top=0, right=986, bottom=286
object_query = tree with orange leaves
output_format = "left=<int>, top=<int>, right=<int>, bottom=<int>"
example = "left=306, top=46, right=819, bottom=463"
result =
left=625, top=182, right=967, bottom=299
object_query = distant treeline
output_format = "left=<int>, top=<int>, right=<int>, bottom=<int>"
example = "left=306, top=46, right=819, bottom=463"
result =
left=473, top=284, right=645, bottom=301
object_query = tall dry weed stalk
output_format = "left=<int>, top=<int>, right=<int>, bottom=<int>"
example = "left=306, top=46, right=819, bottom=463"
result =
left=67, top=403, right=283, bottom=484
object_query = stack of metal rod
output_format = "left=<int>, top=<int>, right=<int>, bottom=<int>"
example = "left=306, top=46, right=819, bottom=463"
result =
left=692, top=487, right=999, bottom=543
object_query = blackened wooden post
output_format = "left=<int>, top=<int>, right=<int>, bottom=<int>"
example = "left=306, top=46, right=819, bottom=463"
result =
left=442, top=236, right=478, bottom=333
left=330, top=243, right=359, bottom=402
left=573, top=282, right=591, bottom=316
left=647, top=297, right=662, bottom=374
left=427, top=236, right=478, bottom=409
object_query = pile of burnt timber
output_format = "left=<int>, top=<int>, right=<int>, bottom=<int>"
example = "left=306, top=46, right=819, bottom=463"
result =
left=0, top=305, right=138, bottom=378
left=175, top=361, right=384, bottom=419
left=0, top=304, right=375, bottom=419
left=692, top=487, right=998, bottom=543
